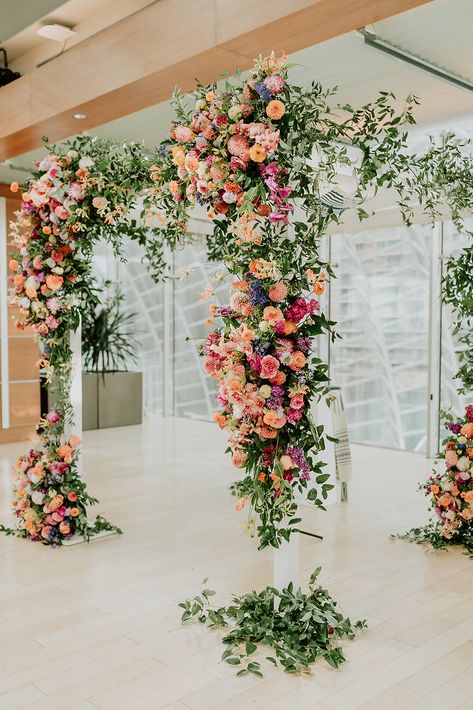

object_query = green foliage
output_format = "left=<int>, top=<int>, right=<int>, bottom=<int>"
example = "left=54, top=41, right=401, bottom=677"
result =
left=179, top=569, right=366, bottom=677
left=81, top=283, right=138, bottom=373
left=393, top=524, right=473, bottom=558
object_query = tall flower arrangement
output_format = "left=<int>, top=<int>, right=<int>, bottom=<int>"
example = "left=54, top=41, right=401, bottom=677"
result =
left=3, top=138, right=159, bottom=544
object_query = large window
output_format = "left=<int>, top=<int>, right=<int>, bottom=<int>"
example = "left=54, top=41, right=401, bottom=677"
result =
left=329, top=225, right=431, bottom=452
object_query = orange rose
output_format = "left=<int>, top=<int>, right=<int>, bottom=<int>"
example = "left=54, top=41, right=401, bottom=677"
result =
left=213, top=412, right=227, bottom=429
left=460, top=423, right=473, bottom=438
left=70, top=507, right=80, bottom=517
left=48, top=495, right=64, bottom=512
left=42, top=225, right=51, bottom=235
left=290, top=351, right=307, bottom=371
left=45, top=274, right=64, bottom=291
left=13, top=274, right=25, bottom=288
left=9, top=259, right=19, bottom=272
left=313, top=281, right=325, bottom=295
left=260, top=425, right=278, bottom=439
left=430, top=484, right=440, bottom=495
left=283, top=320, right=298, bottom=335
left=461, top=489, right=473, bottom=503
left=10, top=181, right=19, bottom=193
left=232, top=280, right=249, bottom=291
left=263, top=306, right=284, bottom=323
left=467, top=448, right=473, bottom=460
left=67, top=491, right=78, bottom=502
left=57, top=444, right=72, bottom=459
left=266, top=100, right=286, bottom=120
left=263, top=411, right=286, bottom=429
left=249, top=144, right=267, bottom=163
left=258, top=472, right=267, bottom=483
left=437, top=493, right=452, bottom=508
left=269, top=370, right=286, bottom=386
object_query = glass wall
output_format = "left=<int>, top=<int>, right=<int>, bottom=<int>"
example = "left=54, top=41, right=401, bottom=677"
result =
left=329, top=224, right=431, bottom=452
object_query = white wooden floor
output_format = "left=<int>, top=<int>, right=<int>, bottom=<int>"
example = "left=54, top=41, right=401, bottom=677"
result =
left=1, top=417, right=473, bottom=710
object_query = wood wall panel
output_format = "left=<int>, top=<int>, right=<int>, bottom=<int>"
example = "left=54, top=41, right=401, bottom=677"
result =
left=9, top=337, right=40, bottom=381
left=9, top=382, right=41, bottom=428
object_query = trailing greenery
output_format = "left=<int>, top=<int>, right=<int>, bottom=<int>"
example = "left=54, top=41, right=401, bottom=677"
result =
left=179, top=568, right=366, bottom=677
left=392, top=523, right=473, bottom=557
left=82, top=283, right=138, bottom=373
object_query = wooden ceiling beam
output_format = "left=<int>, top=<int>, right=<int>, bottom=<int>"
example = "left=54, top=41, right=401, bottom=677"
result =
left=0, top=0, right=431, bottom=159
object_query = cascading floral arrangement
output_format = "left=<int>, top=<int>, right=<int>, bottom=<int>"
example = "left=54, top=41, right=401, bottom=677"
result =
left=148, top=53, right=338, bottom=547
left=2, top=138, right=160, bottom=544
left=397, top=406, right=473, bottom=554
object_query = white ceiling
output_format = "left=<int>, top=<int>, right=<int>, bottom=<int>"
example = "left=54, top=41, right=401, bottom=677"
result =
left=2, top=0, right=473, bottom=186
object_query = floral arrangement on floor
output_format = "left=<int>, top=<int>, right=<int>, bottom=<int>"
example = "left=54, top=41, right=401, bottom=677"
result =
left=179, top=568, right=366, bottom=677
left=396, top=406, right=473, bottom=555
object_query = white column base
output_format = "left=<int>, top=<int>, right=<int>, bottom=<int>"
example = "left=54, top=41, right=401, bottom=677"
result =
left=273, top=531, right=299, bottom=590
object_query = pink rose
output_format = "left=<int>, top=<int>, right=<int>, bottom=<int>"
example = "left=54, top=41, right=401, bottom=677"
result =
left=33, top=255, right=43, bottom=270
left=260, top=355, right=279, bottom=379
left=55, top=205, right=69, bottom=220
left=290, top=394, right=305, bottom=410
left=41, top=525, right=52, bottom=539
left=46, top=410, right=61, bottom=424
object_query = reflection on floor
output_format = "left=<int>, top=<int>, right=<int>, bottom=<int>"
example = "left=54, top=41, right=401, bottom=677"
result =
left=1, top=418, right=473, bottom=710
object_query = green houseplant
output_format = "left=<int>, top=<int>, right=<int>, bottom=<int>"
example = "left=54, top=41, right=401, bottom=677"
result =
left=81, top=284, right=143, bottom=429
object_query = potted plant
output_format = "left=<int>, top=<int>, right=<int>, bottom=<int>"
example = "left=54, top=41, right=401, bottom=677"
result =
left=81, top=284, right=142, bottom=430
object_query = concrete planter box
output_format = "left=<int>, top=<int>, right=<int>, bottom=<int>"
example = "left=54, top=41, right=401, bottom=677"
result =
left=83, top=371, right=143, bottom=430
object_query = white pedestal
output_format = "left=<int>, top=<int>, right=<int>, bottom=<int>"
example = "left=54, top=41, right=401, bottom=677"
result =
left=273, top=532, right=299, bottom=590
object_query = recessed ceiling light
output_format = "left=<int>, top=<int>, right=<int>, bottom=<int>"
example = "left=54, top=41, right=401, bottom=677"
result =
left=37, top=24, right=76, bottom=42
left=73, top=113, right=87, bottom=120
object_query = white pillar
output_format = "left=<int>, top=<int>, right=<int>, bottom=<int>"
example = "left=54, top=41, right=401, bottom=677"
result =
left=273, top=531, right=299, bottom=590
left=68, top=325, right=83, bottom=476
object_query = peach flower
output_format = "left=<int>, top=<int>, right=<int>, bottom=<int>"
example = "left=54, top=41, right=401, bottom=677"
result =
left=283, top=320, right=298, bottom=335
left=260, top=426, right=278, bottom=439
left=249, top=144, right=267, bottom=162
left=461, top=508, right=473, bottom=520
left=263, top=306, right=284, bottom=323
left=437, top=493, right=452, bottom=508
left=461, top=489, right=473, bottom=503
left=269, top=370, right=286, bottom=386
left=69, top=435, right=81, bottom=449
left=232, top=451, right=247, bottom=468
left=430, top=484, right=440, bottom=495
left=460, top=423, right=473, bottom=438
left=59, top=522, right=71, bottom=535
left=174, top=125, right=195, bottom=142
left=268, top=282, right=288, bottom=302
left=9, top=259, right=19, bottom=272
left=280, top=455, right=294, bottom=470
left=445, top=450, right=458, bottom=467
left=263, top=411, right=286, bottom=429
left=45, top=274, right=64, bottom=291
left=10, top=181, right=19, bottom=193
left=48, top=495, right=64, bottom=512
left=260, top=355, right=280, bottom=379
left=289, top=351, right=307, bottom=371
left=213, top=412, right=227, bottom=429
left=70, top=507, right=80, bottom=517
left=266, top=100, right=286, bottom=120
left=57, top=444, right=73, bottom=459
left=67, top=491, right=78, bottom=502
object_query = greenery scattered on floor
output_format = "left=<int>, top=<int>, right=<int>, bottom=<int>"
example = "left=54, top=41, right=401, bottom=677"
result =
left=393, top=523, right=473, bottom=558
left=179, top=568, right=366, bottom=677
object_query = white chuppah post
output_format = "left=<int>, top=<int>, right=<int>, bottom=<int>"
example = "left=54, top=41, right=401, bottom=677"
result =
left=273, top=531, right=300, bottom=590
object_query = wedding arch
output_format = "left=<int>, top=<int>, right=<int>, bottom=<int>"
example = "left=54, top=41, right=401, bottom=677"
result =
left=2, top=52, right=473, bottom=555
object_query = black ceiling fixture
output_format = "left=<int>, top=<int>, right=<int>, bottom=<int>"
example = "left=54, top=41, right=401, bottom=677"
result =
left=0, top=47, right=21, bottom=87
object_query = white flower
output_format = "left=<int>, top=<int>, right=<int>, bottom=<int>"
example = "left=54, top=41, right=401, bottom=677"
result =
left=458, top=436, right=467, bottom=444
left=67, top=149, right=79, bottom=159
left=46, top=258, right=56, bottom=269
left=457, top=456, right=470, bottom=471
left=79, top=156, right=94, bottom=169
left=31, top=491, right=45, bottom=505
left=233, top=405, right=244, bottom=420
left=53, top=267, right=64, bottom=275
left=460, top=471, right=470, bottom=480
left=259, top=321, right=269, bottom=332
left=228, top=105, right=242, bottom=120
left=19, top=297, right=30, bottom=309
